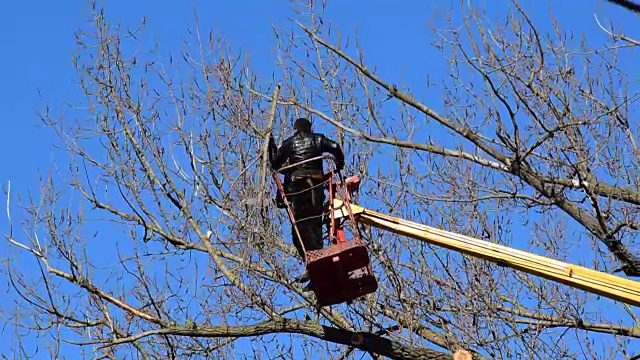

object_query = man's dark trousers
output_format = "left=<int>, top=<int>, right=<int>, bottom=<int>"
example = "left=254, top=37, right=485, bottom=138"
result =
left=287, top=174, right=326, bottom=259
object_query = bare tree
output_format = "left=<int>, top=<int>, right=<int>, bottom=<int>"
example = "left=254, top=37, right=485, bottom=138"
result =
left=2, top=0, right=640, bottom=359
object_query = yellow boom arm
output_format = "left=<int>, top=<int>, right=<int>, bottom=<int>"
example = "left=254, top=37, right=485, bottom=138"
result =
left=332, top=199, right=640, bottom=307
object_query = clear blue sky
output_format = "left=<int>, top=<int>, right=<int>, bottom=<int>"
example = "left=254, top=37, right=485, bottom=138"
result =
left=1, top=0, right=638, bottom=359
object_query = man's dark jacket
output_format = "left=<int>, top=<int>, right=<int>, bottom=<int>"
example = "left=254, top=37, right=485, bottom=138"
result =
left=269, top=132, right=345, bottom=177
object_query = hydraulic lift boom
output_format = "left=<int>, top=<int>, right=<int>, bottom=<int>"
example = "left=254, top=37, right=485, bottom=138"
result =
left=332, top=199, right=640, bottom=307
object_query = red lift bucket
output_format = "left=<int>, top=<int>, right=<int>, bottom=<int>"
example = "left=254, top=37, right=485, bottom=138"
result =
left=271, top=155, right=378, bottom=307
left=306, top=240, right=378, bottom=307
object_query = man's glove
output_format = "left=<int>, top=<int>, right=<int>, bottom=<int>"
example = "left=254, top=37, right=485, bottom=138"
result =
left=268, top=135, right=278, bottom=169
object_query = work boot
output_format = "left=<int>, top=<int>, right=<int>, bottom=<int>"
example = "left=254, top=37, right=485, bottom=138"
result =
left=294, top=271, right=309, bottom=283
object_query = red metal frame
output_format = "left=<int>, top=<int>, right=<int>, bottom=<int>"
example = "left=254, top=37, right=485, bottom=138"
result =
left=272, top=172, right=307, bottom=260
left=273, top=155, right=350, bottom=250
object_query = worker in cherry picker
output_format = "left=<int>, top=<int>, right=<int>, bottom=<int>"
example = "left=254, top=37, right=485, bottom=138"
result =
left=269, top=117, right=345, bottom=288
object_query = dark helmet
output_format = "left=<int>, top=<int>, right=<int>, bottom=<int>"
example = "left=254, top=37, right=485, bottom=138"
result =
left=293, top=117, right=312, bottom=133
